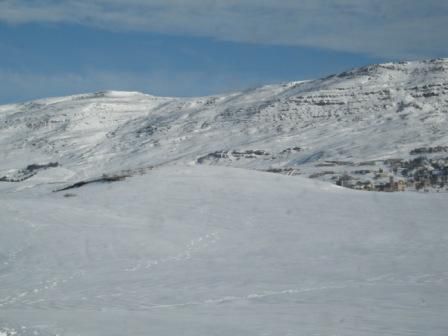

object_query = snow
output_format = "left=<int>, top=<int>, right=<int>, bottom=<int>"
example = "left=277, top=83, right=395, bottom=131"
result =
left=1, top=166, right=448, bottom=335
left=0, top=59, right=448, bottom=335
left=0, top=59, right=447, bottom=188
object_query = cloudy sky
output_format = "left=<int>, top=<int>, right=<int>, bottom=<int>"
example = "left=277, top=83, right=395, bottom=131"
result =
left=0, top=0, right=447, bottom=103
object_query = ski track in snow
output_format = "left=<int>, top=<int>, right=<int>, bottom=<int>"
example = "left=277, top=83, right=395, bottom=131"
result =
left=0, top=271, right=84, bottom=309
left=125, top=232, right=221, bottom=272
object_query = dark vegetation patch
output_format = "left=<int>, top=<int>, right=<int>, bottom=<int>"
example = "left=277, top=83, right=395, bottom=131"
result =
left=280, top=147, right=302, bottom=154
left=357, top=161, right=377, bottom=166
left=315, top=162, right=336, bottom=167
left=325, top=160, right=355, bottom=166
left=26, top=162, right=59, bottom=172
left=197, top=150, right=270, bottom=164
left=315, top=160, right=354, bottom=167
left=309, top=171, right=335, bottom=178
left=197, top=147, right=304, bottom=165
left=265, top=168, right=300, bottom=176
left=410, top=146, right=448, bottom=155
left=55, top=174, right=129, bottom=192
left=0, top=162, right=59, bottom=182
left=54, top=165, right=155, bottom=193
left=351, top=170, right=371, bottom=175
left=136, top=125, right=157, bottom=136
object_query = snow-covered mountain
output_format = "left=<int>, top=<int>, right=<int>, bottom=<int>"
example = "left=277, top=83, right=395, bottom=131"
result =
left=1, top=59, right=448, bottom=336
left=1, top=58, right=448, bottom=192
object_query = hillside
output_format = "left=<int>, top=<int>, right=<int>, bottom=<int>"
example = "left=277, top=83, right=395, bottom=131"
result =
left=1, top=59, right=448, bottom=336
left=1, top=166, right=448, bottom=336
left=1, top=59, right=448, bottom=192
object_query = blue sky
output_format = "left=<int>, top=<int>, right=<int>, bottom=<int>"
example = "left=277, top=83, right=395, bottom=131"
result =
left=0, top=1, right=447, bottom=104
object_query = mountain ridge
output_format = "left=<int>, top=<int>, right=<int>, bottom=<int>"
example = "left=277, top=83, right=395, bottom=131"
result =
left=1, top=59, right=448, bottom=336
left=1, top=58, right=448, bottom=192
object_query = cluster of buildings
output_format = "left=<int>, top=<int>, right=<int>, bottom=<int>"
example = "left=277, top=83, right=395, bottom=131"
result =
left=336, top=174, right=406, bottom=192
left=335, top=156, right=448, bottom=192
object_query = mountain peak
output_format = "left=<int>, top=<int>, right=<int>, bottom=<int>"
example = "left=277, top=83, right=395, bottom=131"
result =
left=0, top=58, right=447, bottom=193
left=333, top=57, right=448, bottom=80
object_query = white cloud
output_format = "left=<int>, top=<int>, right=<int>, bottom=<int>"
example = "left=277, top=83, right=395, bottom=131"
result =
left=0, top=0, right=447, bottom=58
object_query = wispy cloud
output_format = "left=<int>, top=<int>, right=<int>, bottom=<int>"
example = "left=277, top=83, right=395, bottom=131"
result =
left=0, top=0, right=447, bottom=58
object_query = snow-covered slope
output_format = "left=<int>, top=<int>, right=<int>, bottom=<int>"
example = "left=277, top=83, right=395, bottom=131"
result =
left=1, top=59, right=448, bottom=335
left=1, top=166, right=448, bottom=336
left=1, top=59, right=448, bottom=192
